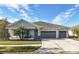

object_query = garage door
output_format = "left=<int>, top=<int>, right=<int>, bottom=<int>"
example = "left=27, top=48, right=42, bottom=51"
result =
left=59, top=31, right=66, bottom=38
left=41, top=31, right=56, bottom=38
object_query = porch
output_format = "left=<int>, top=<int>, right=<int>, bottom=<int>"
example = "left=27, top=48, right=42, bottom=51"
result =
left=8, top=29, right=39, bottom=40
left=6, top=20, right=41, bottom=40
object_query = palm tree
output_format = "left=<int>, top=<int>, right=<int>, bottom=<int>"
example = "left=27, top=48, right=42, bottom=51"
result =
left=14, top=27, right=26, bottom=40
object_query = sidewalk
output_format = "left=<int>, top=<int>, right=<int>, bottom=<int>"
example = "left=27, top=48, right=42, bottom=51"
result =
left=0, top=44, right=41, bottom=46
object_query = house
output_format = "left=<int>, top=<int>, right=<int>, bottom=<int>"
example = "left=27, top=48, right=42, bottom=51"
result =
left=68, top=25, right=79, bottom=37
left=0, top=19, right=10, bottom=39
left=6, top=19, right=70, bottom=40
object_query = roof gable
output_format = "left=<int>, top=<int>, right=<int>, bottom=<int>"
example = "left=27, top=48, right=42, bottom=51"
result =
left=7, top=19, right=36, bottom=29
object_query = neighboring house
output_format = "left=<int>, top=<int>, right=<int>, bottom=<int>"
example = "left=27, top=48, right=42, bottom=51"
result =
left=68, top=25, right=79, bottom=37
left=6, top=19, right=70, bottom=40
left=0, top=19, right=10, bottom=39
left=68, top=30, right=73, bottom=36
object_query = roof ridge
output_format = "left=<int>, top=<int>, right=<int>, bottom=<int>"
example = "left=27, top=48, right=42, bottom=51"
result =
left=34, top=21, right=70, bottom=28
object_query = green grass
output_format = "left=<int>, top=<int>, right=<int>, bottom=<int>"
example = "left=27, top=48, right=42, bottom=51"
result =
left=0, top=46, right=40, bottom=53
left=0, top=41, right=41, bottom=45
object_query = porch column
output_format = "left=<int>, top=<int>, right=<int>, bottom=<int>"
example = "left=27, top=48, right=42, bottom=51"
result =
left=66, top=31, right=69, bottom=38
left=30, top=30, right=35, bottom=38
left=56, top=30, right=59, bottom=38
left=8, top=29, right=14, bottom=37
left=38, top=29, right=41, bottom=36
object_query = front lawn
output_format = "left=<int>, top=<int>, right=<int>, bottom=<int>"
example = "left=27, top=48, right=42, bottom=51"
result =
left=0, top=46, right=40, bottom=53
left=0, top=41, right=41, bottom=45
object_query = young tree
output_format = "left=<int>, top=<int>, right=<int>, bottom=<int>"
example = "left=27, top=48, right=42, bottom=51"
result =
left=14, top=27, right=26, bottom=40
left=72, top=27, right=79, bottom=38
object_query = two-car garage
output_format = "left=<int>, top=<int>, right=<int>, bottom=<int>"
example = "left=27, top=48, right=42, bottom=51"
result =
left=41, top=31, right=56, bottom=38
left=41, top=31, right=67, bottom=38
left=34, top=21, right=69, bottom=39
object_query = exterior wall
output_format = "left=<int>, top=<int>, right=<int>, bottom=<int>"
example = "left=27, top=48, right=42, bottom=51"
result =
left=8, top=29, right=14, bottom=37
left=8, top=29, right=20, bottom=40
left=8, top=29, right=35, bottom=40
left=68, top=30, right=74, bottom=36
left=56, top=30, right=59, bottom=38
left=66, top=31, right=69, bottom=38
left=40, top=27, right=68, bottom=31
left=38, top=29, right=41, bottom=36
left=29, top=30, right=35, bottom=38
left=8, top=28, right=69, bottom=39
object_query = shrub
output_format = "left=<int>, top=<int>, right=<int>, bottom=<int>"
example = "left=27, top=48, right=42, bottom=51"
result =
left=72, top=26, right=79, bottom=38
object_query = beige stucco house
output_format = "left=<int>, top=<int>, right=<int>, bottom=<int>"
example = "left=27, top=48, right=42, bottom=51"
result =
left=6, top=19, right=70, bottom=40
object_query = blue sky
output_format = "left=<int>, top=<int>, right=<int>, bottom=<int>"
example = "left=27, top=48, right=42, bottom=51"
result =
left=0, top=4, right=79, bottom=27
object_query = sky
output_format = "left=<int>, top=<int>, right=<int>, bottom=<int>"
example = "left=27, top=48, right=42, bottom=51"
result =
left=0, top=4, right=79, bottom=27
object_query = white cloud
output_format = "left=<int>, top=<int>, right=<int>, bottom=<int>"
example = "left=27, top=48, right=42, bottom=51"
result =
left=0, top=4, right=31, bottom=23
left=31, top=17, right=49, bottom=23
left=5, top=4, right=20, bottom=12
left=1, top=4, right=49, bottom=23
left=33, top=4, right=40, bottom=7
left=7, top=5, right=19, bottom=9
left=74, top=4, right=79, bottom=8
left=6, top=18, right=19, bottom=23
left=0, top=16, right=5, bottom=19
left=52, top=4, right=79, bottom=25
left=21, top=4, right=29, bottom=10
left=5, top=4, right=32, bottom=22
left=0, top=16, right=18, bottom=23
left=7, top=19, right=14, bottom=23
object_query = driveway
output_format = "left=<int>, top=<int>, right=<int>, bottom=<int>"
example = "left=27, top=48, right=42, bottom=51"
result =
left=35, top=39, right=79, bottom=53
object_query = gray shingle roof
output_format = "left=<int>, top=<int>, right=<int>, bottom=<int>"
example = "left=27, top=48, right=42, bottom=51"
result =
left=6, top=20, right=70, bottom=30
left=7, top=19, right=37, bottom=29
left=34, top=21, right=70, bottom=30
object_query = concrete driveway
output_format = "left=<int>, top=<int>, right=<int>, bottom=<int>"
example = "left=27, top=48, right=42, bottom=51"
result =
left=35, top=39, right=79, bottom=53
left=42, top=39, right=79, bottom=51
